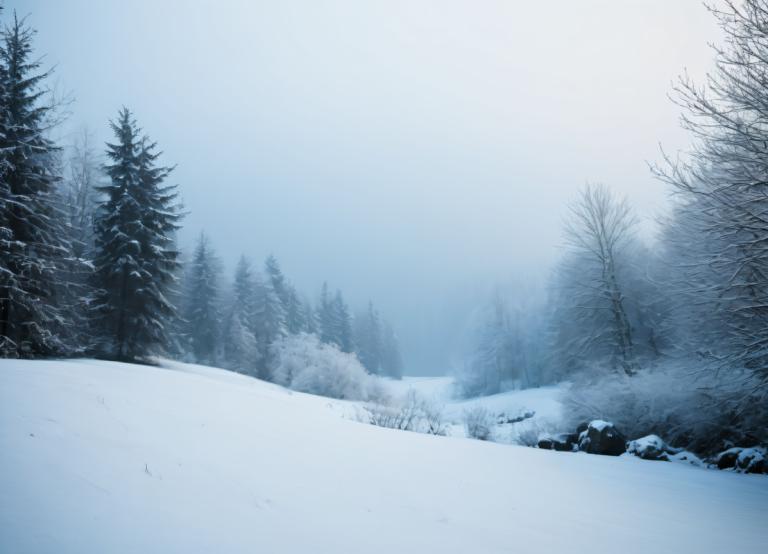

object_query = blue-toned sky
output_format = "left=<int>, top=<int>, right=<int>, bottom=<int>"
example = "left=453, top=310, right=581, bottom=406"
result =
left=12, top=0, right=720, bottom=374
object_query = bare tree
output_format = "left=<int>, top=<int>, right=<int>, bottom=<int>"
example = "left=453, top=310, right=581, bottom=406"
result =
left=653, top=0, right=768, bottom=387
left=560, top=184, right=638, bottom=375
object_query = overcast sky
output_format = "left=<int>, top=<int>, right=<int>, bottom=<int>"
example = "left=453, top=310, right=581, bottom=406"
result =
left=13, top=0, right=721, bottom=374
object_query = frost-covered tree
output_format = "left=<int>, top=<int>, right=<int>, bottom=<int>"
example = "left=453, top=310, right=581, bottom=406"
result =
left=554, top=184, right=638, bottom=375
left=183, top=232, right=221, bottom=365
left=253, top=270, right=286, bottom=378
left=0, top=14, right=73, bottom=357
left=222, top=255, right=260, bottom=373
left=354, top=301, right=382, bottom=374
left=63, top=128, right=101, bottom=260
left=380, top=319, right=403, bottom=380
left=653, top=0, right=768, bottom=391
left=91, top=108, right=182, bottom=361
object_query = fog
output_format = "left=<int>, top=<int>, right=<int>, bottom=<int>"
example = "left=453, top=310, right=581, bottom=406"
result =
left=15, top=0, right=720, bottom=374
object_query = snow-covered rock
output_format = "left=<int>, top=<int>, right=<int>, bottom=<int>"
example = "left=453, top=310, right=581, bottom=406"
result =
left=626, top=434, right=680, bottom=461
left=716, top=447, right=767, bottom=474
left=578, top=420, right=626, bottom=456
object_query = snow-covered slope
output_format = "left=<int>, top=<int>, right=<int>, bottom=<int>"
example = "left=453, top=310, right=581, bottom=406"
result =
left=1, top=359, right=766, bottom=554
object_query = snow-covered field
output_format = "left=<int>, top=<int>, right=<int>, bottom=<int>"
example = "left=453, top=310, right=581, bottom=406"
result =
left=1, top=359, right=766, bottom=554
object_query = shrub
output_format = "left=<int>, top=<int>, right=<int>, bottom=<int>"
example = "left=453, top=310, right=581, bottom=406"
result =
left=463, top=405, right=494, bottom=441
left=366, top=390, right=447, bottom=436
left=562, top=363, right=768, bottom=455
left=269, top=333, right=378, bottom=401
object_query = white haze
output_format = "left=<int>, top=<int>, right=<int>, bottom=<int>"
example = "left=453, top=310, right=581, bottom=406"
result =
left=15, top=0, right=720, bottom=374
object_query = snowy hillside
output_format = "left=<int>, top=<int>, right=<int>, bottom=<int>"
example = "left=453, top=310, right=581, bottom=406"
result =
left=1, top=359, right=766, bottom=554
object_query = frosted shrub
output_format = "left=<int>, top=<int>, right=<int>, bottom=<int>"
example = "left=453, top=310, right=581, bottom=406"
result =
left=269, top=333, right=377, bottom=401
left=563, top=363, right=768, bottom=454
left=367, top=390, right=447, bottom=436
left=464, top=406, right=494, bottom=441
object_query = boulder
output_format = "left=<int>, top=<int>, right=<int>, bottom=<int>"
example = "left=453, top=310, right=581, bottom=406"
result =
left=578, top=420, right=626, bottom=456
left=716, top=447, right=767, bottom=474
left=537, top=433, right=578, bottom=452
left=626, top=435, right=680, bottom=461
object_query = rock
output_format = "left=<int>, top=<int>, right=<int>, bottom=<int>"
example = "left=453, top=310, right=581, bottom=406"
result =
left=668, top=451, right=704, bottom=467
left=716, top=447, right=767, bottom=474
left=537, top=433, right=577, bottom=452
left=716, top=448, right=740, bottom=470
left=626, top=435, right=680, bottom=461
left=578, top=420, right=626, bottom=456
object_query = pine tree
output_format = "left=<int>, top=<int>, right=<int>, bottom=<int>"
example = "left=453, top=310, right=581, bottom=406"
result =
left=380, top=320, right=403, bottom=380
left=183, top=232, right=220, bottom=364
left=91, top=108, right=182, bottom=361
left=222, top=255, right=259, bottom=373
left=253, top=271, right=286, bottom=378
left=331, top=290, right=353, bottom=353
left=354, top=301, right=382, bottom=374
left=318, top=282, right=334, bottom=344
left=0, top=13, right=73, bottom=357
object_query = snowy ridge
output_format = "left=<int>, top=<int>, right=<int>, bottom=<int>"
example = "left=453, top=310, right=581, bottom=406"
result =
left=1, top=359, right=767, bottom=554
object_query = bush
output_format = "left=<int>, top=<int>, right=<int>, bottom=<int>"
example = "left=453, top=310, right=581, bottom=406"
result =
left=562, top=363, right=768, bottom=455
left=367, top=390, right=447, bottom=436
left=269, top=333, right=379, bottom=401
left=463, top=405, right=494, bottom=441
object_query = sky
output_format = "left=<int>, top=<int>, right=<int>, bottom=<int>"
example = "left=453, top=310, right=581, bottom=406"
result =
left=12, top=0, right=721, bottom=374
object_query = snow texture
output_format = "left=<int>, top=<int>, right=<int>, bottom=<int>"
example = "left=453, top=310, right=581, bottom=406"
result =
left=1, top=359, right=767, bottom=554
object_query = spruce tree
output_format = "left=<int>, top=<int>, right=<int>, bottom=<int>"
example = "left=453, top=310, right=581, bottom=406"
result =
left=354, top=301, right=382, bottom=374
left=253, top=271, right=286, bottom=378
left=91, top=108, right=182, bottom=361
left=331, top=290, right=353, bottom=353
left=183, top=232, right=220, bottom=364
left=0, top=13, right=72, bottom=357
left=222, top=255, right=259, bottom=373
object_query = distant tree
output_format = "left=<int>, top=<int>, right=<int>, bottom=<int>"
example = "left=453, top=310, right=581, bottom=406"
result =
left=91, top=108, right=182, bottom=361
left=0, top=14, right=74, bottom=357
left=331, top=290, right=353, bottom=353
left=222, top=256, right=260, bottom=373
left=380, top=319, right=403, bottom=380
left=557, top=184, right=637, bottom=375
left=183, top=232, right=221, bottom=365
left=354, top=301, right=382, bottom=374
left=253, top=270, right=286, bottom=378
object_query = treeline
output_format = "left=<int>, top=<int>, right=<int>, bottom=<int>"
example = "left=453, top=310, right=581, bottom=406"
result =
left=0, top=9, right=402, bottom=380
left=176, top=236, right=403, bottom=379
left=461, top=0, right=768, bottom=454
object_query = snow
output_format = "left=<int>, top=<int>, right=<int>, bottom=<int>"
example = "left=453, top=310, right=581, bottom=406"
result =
left=2, top=358, right=767, bottom=554
left=588, top=419, right=612, bottom=432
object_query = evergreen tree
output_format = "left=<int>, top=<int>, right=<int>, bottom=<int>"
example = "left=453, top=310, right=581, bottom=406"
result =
left=284, top=285, right=307, bottom=334
left=318, top=282, right=334, bottom=344
left=331, top=290, right=354, bottom=353
left=354, top=301, right=382, bottom=374
left=183, top=232, right=220, bottom=364
left=253, top=271, right=286, bottom=378
left=91, top=108, right=182, bottom=361
left=0, top=13, right=73, bottom=357
left=222, top=255, right=259, bottom=373
left=380, top=319, right=403, bottom=380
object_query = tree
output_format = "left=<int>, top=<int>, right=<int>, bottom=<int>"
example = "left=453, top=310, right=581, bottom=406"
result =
left=0, top=13, right=72, bottom=357
left=183, top=232, right=221, bottom=365
left=354, top=301, right=382, bottom=374
left=91, top=108, right=182, bottom=361
left=222, top=255, right=260, bottom=373
left=380, top=319, right=403, bottom=379
left=253, top=270, right=286, bottom=378
left=653, top=0, right=768, bottom=389
left=557, top=184, right=637, bottom=375
left=63, top=127, right=101, bottom=260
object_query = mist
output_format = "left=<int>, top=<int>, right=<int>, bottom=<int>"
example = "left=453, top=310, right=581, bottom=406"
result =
left=14, top=0, right=718, bottom=374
